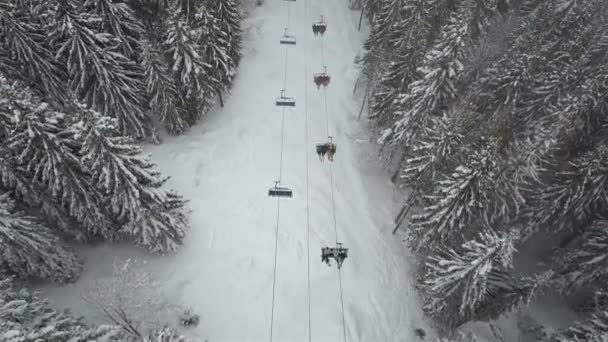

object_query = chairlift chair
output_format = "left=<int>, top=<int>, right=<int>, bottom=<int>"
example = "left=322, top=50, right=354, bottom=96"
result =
left=280, top=28, right=296, bottom=45
left=312, top=15, right=327, bottom=36
left=276, top=89, right=295, bottom=107
left=313, top=66, right=331, bottom=88
left=321, top=242, right=348, bottom=269
left=316, top=136, right=337, bottom=161
left=268, top=180, right=293, bottom=198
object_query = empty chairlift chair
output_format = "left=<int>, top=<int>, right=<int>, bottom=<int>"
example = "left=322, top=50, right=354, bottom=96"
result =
left=321, top=242, right=348, bottom=269
left=268, top=180, right=293, bottom=198
left=276, top=89, right=295, bottom=107
left=280, top=28, right=296, bottom=45
left=316, top=136, right=336, bottom=161
left=312, top=15, right=327, bottom=36
left=313, top=66, right=331, bottom=89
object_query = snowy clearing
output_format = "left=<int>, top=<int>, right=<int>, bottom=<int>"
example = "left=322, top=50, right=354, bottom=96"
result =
left=35, top=0, right=433, bottom=340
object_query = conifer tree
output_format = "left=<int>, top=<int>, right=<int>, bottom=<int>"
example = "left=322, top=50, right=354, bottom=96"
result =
left=555, top=290, right=608, bottom=342
left=192, top=5, right=228, bottom=105
left=409, top=141, right=499, bottom=249
left=80, top=112, right=188, bottom=252
left=141, top=39, right=186, bottom=134
left=0, top=278, right=125, bottom=341
left=0, top=2, right=70, bottom=107
left=553, top=220, right=608, bottom=294
left=388, top=2, right=470, bottom=145
left=0, top=79, right=111, bottom=239
left=0, top=192, right=82, bottom=283
left=46, top=0, right=149, bottom=137
left=84, top=0, right=145, bottom=59
left=370, top=0, right=433, bottom=125
left=164, top=9, right=210, bottom=125
left=207, top=0, right=242, bottom=79
left=422, top=229, right=529, bottom=328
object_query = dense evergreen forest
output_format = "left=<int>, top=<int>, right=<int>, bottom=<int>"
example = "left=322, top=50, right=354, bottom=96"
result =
left=361, top=0, right=608, bottom=340
left=0, top=0, right=241, bottom=339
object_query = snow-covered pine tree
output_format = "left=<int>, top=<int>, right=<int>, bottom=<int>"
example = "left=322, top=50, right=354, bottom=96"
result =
left=128, top=0, right=172, bottom=31
left=421, top=228, right=533, bottom=328
left=0, top=79, right=112, bottom=239
left=524, top=143, right=608, bottom=238
left=0, top=192, right=82, bottom=283
left=0, top=1, right=70, bottom=107
left=387, top=1, right=470, bottom=145
left=553, top=220, right=608, bottom=294
left=362, top=0, right=383, bottom=23
left=360, top=0, right=407, bottom=92
left=164, top=7, right=213, bottom=125
left=80, top=112, right=188, bottom=252
left=408, top=137, right=517, bottom=250
left=192, top=4, right=229, bottom=106
left=46, top=0, right=149, bottom=138
left=554, top=290, right=608, bottom=342
left=469, top=0, right=498, bottom=40
left=399, top=113, right=462, bottom=191
left=83, top=0, right=145, bottom=60
left=206, top=0, right=242, bottom=79
left=396, top=112, right=465, bottom=228
left=0, top=278, right=126, bottom=341
left=145, top=328, right=186, bottom=342
left=370, top=0, right=433, bottom=125
left=142, top=39, right=186, bottom=134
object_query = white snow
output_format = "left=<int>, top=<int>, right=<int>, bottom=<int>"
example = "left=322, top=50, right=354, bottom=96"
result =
left=34, top=0, right=434, bottom=340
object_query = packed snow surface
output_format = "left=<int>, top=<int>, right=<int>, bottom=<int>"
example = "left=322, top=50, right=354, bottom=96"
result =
left=37, top=0, right=433, bottom=340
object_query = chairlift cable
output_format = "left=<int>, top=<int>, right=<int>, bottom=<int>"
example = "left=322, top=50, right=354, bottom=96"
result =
left=319, top=21, right=348, bottom=342
left=269, top=196, right=281, bottom=342
left=269, top=0, right=294, bottom=340
left=304, top=62, right=313, bottom=342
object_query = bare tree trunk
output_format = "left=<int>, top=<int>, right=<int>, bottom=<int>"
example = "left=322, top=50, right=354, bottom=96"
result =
left=392, top=192, right=416, bottom=234
left=219, top=93, right=224, bottom=107
left=358, top=6, right=365, bottom=31
left=357, top=91, right=368, bottom=121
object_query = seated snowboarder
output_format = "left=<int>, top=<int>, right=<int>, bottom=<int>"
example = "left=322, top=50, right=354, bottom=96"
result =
left=316, top=144, right=328, bottom=161
left=316, top=142, right=337, bottom=161
left=326, top=143, right=336, bottom=161
left=321, top=247, right=332, bottom=266
left=321, top=245, right=348, bottom=268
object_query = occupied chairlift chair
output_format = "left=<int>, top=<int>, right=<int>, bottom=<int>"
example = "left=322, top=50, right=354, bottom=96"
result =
left=312, top=15, right=327, bottom=36
left=276, top=89, right=295, bottom=107
left=268, top=180, right=293, bottom=198
left=313, top=66, right=331, bottom=89
left=280, top=28, right=296, bottom=45
left=321, top=242, right=348, bottom=269
left=316, top=136, right=336, bottom=161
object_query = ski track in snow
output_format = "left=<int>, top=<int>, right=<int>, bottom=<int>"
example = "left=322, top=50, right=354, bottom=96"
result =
left=36, top=0, right=433, bottom=340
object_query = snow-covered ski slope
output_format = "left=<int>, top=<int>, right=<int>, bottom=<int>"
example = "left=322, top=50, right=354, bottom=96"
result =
left=38, top=0, right=433, bottom=340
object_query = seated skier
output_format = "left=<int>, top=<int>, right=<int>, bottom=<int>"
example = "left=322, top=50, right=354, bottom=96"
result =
left=326, top=143, right=336, bottom=161
left=321, top=245, right=348, bottom=268
left=316, top=144, right=328, bottom=161
left=316, top=142, right=336, bottom=161
left=321, top=247, right=332, bottom=266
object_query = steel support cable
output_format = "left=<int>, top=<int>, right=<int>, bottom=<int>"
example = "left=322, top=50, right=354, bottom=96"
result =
left=269, top=0, right=294, bottom=341
left=303, top=1, right=312, bottom=341
left=319, top=24, right=347, bottom=342
left=304, top=63, right=312, bottom=342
